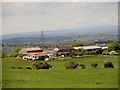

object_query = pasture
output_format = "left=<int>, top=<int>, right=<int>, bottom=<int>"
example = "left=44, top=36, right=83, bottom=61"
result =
left=2, top=55, right=118, bottom=88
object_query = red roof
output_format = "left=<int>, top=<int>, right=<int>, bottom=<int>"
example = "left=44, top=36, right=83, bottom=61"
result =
left=27, top=52, right=47, bottom=55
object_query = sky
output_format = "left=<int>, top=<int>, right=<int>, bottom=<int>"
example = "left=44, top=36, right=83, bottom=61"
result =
left=2, top=2, right=118, bottom=35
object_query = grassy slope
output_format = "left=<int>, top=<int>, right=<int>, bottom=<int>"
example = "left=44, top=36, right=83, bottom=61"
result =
left=2, top=55, right=118, bottom=88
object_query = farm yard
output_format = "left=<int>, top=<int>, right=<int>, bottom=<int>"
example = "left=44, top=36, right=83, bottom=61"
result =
left=2, top=55, right=118, bottom=88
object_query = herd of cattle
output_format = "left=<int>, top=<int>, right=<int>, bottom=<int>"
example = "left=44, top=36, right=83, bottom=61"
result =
left=11, top=61, right=115, bottom=70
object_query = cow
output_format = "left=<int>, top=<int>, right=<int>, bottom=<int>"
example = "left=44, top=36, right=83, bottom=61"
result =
left=26, top=66, right=32, bottom=70
left=12, top=67, right=15, bottom=69
left=79, top=64, right=86, bottom=69
left=18, top=67, right=22, bottom=69
left=91, top=63, right=98, bottom=68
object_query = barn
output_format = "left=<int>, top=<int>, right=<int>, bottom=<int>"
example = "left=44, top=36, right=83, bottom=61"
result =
left=74, top=46, right=102, bottom=52
left=54, top=45, right=74, bottom=56
left=19, top=47, right=48, bottom=60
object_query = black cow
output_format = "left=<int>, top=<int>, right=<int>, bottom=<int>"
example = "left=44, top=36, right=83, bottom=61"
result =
left=91, top=63, right=98, bottom=68
left=18, top=67, right=22, bottom=69
left=12, top=67, right=15, bottom=69
left=104, top=61, right=114, bottom=68
left=79, top=64, right=86, bottom=69
left=26, top=67, right=32, bottom=70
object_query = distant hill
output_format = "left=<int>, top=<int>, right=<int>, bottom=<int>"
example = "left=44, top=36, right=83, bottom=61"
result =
left=2, top=36, right=72, bottom=44
left=2, top=25, right=118, bottom=44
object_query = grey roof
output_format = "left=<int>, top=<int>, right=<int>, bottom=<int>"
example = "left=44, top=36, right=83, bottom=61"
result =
left=74, top=46, right=101, bottom=50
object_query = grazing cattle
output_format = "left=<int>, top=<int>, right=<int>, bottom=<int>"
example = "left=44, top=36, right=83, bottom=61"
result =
left=91, top=63, right=98, bottom=68
left=18, top=67, right=22, bottom=69
left=26, top=67, right=32, bottom=70
left=79, top=64, right=86, bottom=69
left=12, top=67, right=15, bottom=69
left=65, top=61, right=78, bottom=69
left=104, top=61, right=114, bottom=68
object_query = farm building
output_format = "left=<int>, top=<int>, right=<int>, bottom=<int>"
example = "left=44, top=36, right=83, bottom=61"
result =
left=74, top=46, right=102, bottom=52
left=19, top=47, right=48, bottom=60
left=54, top=45, right=74, bottom=56
left=19, top=47, right=43, bottom=55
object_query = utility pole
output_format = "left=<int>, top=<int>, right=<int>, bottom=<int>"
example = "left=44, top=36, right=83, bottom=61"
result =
left=40, top=30, right=45, bottom=48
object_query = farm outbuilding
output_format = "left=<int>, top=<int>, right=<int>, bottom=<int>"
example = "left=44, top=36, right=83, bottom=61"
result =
left=54, top=45, right=74, bottom=56
left=19, top=47, right=48, bottom=60
left=74, top=46, right=102, bottom=52
left=19, top=47, right=43, bottom=55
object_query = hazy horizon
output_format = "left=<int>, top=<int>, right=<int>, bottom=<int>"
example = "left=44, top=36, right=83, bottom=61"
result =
left=2, top=2, right=118, bottom=34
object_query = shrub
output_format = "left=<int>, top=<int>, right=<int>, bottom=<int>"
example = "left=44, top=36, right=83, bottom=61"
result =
left=109, top=51, right=118, bottom=55
left=96, top=49, right=104, bottom=55
left=108, top=41, right=120, bottom=52
left=13, top=54, right=19, bottom=57
left=102, top=50, right=109, bottom=55
left=104, top=61, right=114, bottom=68
left=35, top=62, right=53, bottom=69
left=65, top=61, right=78, bottom=69
left=1, top=54, right=7, bottom=58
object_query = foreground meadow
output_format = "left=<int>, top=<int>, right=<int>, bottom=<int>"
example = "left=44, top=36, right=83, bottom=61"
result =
left=2, top=55, right=118, bottom=88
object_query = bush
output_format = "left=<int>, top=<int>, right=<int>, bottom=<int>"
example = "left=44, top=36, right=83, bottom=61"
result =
left=104, top=61, right=114, bottom=68
left=19, top=54, right=24, bottom=58
left=13, top=54, right=19, bottom=57
left=35, top=62, right=53, bottom=69
left=108, top=41, right=120, bottom=52
left=102, top=50, right=109, bottom=55
left=85, top=51, right=96, bottom=55
left=109, top=51, right=118, bottom=55
left=96, top=49, right=104, bottom=55
left=1, top=54, right=7, bottom=58
left=65, top=61, right=78, bottom=69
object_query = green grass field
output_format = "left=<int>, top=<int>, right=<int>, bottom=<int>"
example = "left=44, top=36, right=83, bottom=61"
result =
left=0, top=58, right=2, bottom=89
left=2, top=55, right=118, bottom=88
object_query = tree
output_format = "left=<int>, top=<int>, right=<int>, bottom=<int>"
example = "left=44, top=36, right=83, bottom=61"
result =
left=96, top=48, right=104, bottom=54
left=102, top=50, right=109, bottom=55
left=108, top=41, right=120, bottom=52
left=80, top=48, right=85, bottom=55
left=13, top=47, right=21, bottom=54
left=1, top=54, right=7, bottom=58
left=71, top=48, right=85, bottom=56
left=71, top=42, right=80, bottom=47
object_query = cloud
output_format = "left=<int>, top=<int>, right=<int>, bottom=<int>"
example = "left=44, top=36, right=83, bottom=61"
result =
left=2, top=2, right=118, bottom=34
